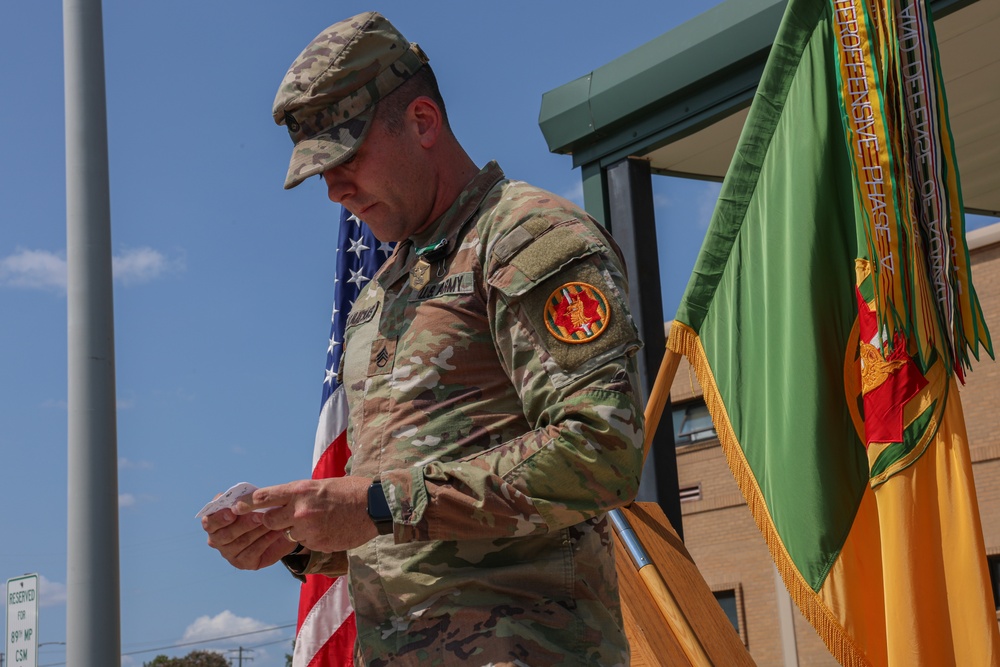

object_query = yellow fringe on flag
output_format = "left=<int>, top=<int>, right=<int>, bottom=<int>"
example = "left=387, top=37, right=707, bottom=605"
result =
left=667, top=322, right=873, bottom=667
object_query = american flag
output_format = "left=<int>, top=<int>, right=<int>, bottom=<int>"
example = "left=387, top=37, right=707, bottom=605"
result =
left=292, top=207, right=393, bottom=667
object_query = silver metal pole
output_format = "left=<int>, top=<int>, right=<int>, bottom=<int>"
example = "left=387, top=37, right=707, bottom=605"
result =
left=64, top=0, right=121, bottom=664
left=609, top=509, right=653, bottom=568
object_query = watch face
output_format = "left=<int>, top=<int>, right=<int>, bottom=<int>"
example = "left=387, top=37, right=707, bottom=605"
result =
left=367, top=483, right=392, bottom=523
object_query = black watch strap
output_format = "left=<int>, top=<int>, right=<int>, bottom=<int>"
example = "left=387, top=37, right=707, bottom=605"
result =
left=367, top=481, right=394, bottom=536
left=281, top=550, right=309, bottom=583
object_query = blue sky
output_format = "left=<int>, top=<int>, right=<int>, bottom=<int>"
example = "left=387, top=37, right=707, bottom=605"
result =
left=0, top=2, right=730, bottom=665
left=1, top=2, right=996, bottom=666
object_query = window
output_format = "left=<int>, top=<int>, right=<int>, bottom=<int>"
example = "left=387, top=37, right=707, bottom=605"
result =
left=711, top=586, right=747, bottom=645
left=714, top=589, right=740, bottom=631
left=988, top=554, right=1000, bottom=609
left=672, top=400, right=717, bottom=445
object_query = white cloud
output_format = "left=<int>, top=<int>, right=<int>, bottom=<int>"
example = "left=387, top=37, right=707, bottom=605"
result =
left=112, top=246, right=177, bottom=285
left=39, top=575, right=67, bottom=608
left=0, top=249, right=67, bottom=289
left=119, top=457, right=153, bottom=470
left=0, top=246, right=180, bottom=290
left=181, top=610, right=282, bottom=648
left=119, top=493, right=136, bottom=508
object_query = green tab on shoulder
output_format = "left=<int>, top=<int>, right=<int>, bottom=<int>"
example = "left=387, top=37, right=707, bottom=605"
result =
left=511, top=225, right=594, bottom=282
left=488, top=219, right=605, bottom=298
left=491, top=226, right=535, bottom=266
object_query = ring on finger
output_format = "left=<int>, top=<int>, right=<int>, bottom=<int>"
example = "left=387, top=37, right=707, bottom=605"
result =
left=285, top=528, right=297, bottom=543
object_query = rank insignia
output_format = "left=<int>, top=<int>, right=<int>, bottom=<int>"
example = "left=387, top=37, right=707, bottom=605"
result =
left=544, top=282, right=610, bottom=343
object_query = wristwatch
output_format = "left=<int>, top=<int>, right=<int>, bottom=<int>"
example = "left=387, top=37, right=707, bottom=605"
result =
left=281, top=543, right=309, bottom=583
left=367, top=481, right=394, bottom=536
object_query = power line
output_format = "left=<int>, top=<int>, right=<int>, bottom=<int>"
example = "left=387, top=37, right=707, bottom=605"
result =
left=124, top=624, right=296, bottom=656
left=119, top=624, right=294, bottom=658
left=114, top=621, right=291, bottom=654
left=243, top=636, right=295, bottom=651
left=36, top=622, right=296, bottom=667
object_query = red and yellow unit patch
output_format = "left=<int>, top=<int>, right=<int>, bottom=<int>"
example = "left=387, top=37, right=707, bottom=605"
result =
left=543, top=282, right=610, bottom=344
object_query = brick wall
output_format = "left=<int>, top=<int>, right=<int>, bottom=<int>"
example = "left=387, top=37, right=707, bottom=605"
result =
left=964, top=233, right=1000, bottom=558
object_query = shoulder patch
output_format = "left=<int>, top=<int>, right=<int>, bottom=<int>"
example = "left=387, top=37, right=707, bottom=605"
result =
left=543, top=282, right=611, bottom=344
left=519, top=260, right=639, bottom=373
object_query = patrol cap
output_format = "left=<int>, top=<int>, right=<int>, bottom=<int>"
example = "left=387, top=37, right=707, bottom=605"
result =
left=272, top=11, right=429, bottom=189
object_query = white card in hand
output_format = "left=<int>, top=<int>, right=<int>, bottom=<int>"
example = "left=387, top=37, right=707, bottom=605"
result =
left=194, top=482, right=259, bottom=518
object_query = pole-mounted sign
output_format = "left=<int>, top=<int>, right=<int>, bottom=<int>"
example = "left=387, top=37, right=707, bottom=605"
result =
left=5, top=574, right=38, bottom=667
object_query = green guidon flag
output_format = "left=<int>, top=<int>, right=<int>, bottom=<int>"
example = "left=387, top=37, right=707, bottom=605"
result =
left=667, top=0, right=998, bottom=664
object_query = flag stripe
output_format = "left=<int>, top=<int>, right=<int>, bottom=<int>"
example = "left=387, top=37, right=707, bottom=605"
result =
left=294, top=577, right=356, bottom=667
left=293, top=209, right=393, bottom=667
left=312, top=388, right=349, bottom=476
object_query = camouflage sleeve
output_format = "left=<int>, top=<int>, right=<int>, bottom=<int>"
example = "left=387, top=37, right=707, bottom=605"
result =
left=299, top=550, right=349, bottom=577
left=381, top=216, right=645, bottom=542
left=280, top=549, right=348, bottom=581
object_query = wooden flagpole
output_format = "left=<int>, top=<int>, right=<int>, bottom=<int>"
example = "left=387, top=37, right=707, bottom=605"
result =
left=610, top=345, right=714, bottom=666
left=641, top=346, right=682, bottom=460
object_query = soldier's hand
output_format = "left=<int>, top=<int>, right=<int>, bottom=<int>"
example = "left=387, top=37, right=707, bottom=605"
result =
left=202, top=507, right=296, bottom=570
left=232, top=477, right=378, bottom=553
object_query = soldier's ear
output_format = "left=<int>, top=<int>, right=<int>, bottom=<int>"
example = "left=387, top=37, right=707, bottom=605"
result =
left=408, top=96, right=443, bottom=148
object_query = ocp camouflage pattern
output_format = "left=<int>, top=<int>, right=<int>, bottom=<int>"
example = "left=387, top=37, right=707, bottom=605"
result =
left=306, top=162, right=645, bottom=666
left=272, top=11, right=428, bottom=189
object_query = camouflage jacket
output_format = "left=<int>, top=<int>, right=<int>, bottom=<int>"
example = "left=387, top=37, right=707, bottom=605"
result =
left=310, top=162, right=644, bottom=666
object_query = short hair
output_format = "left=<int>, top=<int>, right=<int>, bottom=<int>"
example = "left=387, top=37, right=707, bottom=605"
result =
left=374, top=66, right=451, bottom=135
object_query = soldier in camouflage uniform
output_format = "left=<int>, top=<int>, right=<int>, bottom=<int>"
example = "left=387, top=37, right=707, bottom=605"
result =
left=202, top=11, right=645, bottom=666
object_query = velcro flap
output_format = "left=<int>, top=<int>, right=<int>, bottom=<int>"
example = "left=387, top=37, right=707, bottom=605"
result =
left=488, top=220, right=605, bottom=298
